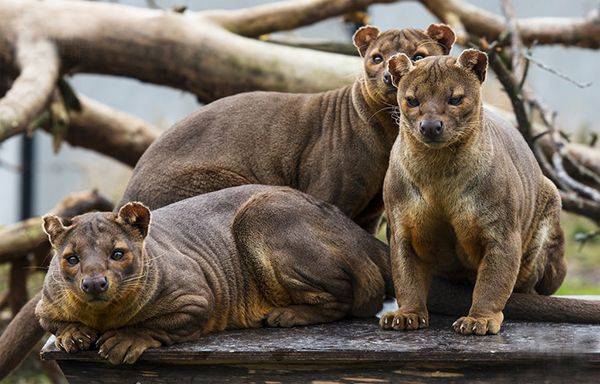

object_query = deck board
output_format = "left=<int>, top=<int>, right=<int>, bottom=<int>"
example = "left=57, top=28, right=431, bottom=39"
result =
left=40, top=299, right=600, bottom=383
left=41, top=316, right=600, bottom=363
left=41, top=296, right=600, bottom=384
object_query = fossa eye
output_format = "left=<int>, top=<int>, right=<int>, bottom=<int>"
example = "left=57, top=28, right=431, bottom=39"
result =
left=111, top=249, right=125, bottom=261
left=371, top=54, right=383, bottom=64
left=448, top=96, right=464, bottom=106
left=65, top=255, right=79, bottom=266
left=406, top=97, right=420, bottom=107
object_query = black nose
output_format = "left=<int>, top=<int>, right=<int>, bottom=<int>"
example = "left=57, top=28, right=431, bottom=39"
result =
left=81, top=276, right=109, bottom=295
left=419, top=120, right=444, bottom=140
left=383, top=71, right=394, bottom=87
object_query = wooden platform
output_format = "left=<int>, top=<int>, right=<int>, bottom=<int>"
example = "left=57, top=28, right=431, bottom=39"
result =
left=41, top=301, right=600, bottom=383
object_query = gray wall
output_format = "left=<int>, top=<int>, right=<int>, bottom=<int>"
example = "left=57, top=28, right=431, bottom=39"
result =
left=1, top=0, right=598, bottom=224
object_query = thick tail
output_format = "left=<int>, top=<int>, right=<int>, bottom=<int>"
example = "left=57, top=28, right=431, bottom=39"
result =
left=0, top=292, right=44, bottom=380
left=427, top=279, right=600, bottom=323
left=365, top=240, right=395, bottom=299
left=350, top=257, right=386, bottom=318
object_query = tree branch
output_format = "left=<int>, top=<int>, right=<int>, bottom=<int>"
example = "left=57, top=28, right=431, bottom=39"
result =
left=421, top=0, right=600, bottom=48
left=500, top=0, right=524, bottom=80
left=0, top=36, right=59, bottom=141
left=39, top=94, right=160, bottom=167
left=0, top=0, right=595, bottom=122
left=0, top=190, right=113, bottom=262
left=0, top=1, right=362, bottom=115
left=262, top=35, right=359, bottom=56
left=206, top=0, right=396, bottom=37
left=560, top=191, right=600, bottom=222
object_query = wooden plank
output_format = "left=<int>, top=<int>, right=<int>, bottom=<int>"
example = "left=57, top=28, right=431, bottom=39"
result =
left=53, top=359, right=600, bottom=384
left=41, top=299, right=600, bottom=383
left=41, top=315, right=600, bottom=364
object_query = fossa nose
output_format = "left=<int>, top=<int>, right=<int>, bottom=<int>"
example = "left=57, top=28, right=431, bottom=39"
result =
left=419, top=120, right=443, bottom=141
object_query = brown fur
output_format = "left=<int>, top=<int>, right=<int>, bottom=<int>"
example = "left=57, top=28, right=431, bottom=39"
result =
left=118, top=25, right=455, bottom=234
left=380, top=51, right=568, bottom=335
left=21, top=186, right=393, bottom=366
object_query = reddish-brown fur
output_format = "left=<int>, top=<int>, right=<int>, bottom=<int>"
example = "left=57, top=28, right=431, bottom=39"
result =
left=380, top=50, right=567, bottom=335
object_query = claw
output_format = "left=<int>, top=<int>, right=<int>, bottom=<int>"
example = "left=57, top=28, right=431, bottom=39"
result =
left=407, top=319, right=412, bottom=326
left=460, top=324, right=466, bottom=332
left=472, top=324, right=477, bottom=332
left=453, top=320, right=459, bottom=327
left=421, top=318, right=426, bottom=324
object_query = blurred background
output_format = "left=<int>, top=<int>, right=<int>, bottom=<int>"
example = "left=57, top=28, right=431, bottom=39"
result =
left=0, top=0, right=598, bottom=382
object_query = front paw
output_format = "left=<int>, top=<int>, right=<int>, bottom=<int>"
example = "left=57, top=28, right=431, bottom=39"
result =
left=379, top=309, right=429, bottom=331
left=265, top=307, right=300, bottom=328
left=55, top=324, right=98, bottom=353
left=96, top=329, right=161, bottom=365
left=452, top=312, right=503, bottom=335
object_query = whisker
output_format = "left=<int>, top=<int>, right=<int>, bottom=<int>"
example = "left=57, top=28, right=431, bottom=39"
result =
left=368, top=106, right=398, bottom=122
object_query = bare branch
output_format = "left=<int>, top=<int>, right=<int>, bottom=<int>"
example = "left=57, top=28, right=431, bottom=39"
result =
left=0, top=190, right=113, bottom=262
left=262, top=35, right=359, bottom=56
left=560, top=191, right=600, bottom=224
left=38, top=94, right=160, bottom=167
left=552, top=150, right=600, bottom=203
left=6, top=0, right=358, bottom=105
left=486, top=50, right=532, bottom=142
left=0, top=36, right=59, bottom=141
left=421, top=0, right=600, bottom=48
left=565, top=143, right=600, bottom=181
left=500, top=0, right=524, bottom=80
left=206, top=0, right=396, bottom=37
left=523, top=53, right=593, bottom=89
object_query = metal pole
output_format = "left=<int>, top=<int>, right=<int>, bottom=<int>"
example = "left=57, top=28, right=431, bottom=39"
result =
left=20, top=134, right=35, bottom=220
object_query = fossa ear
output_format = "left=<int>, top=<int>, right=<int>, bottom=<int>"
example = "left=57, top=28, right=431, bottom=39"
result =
left=42, top=215, right=67, bottom=247
left=353, top=25, right=381, bottom=57
left=387, top=53, right=414, bottom=87
left=457, top=49, right=488, bottom=83
left=117, top=202, right=151, bottom=238
left=426, top=24, right=456, bottom=54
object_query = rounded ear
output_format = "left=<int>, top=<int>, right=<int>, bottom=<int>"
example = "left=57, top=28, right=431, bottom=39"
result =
left=353, top=25, right=381, bottom=57
left=457, top=48, right=488, bottom=82
left=387, top=53, right=414, bottom=87
left=42, top=215, right=67, bottom=247
left=426, top=24, right=456, bottom=55
left=117, top=202, right=151, bottom=238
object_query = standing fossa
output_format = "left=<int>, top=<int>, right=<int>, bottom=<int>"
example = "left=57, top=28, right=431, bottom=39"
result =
left=380, top=50, right=570, bottom=335
left=119, top=25, right=456, bottom=233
